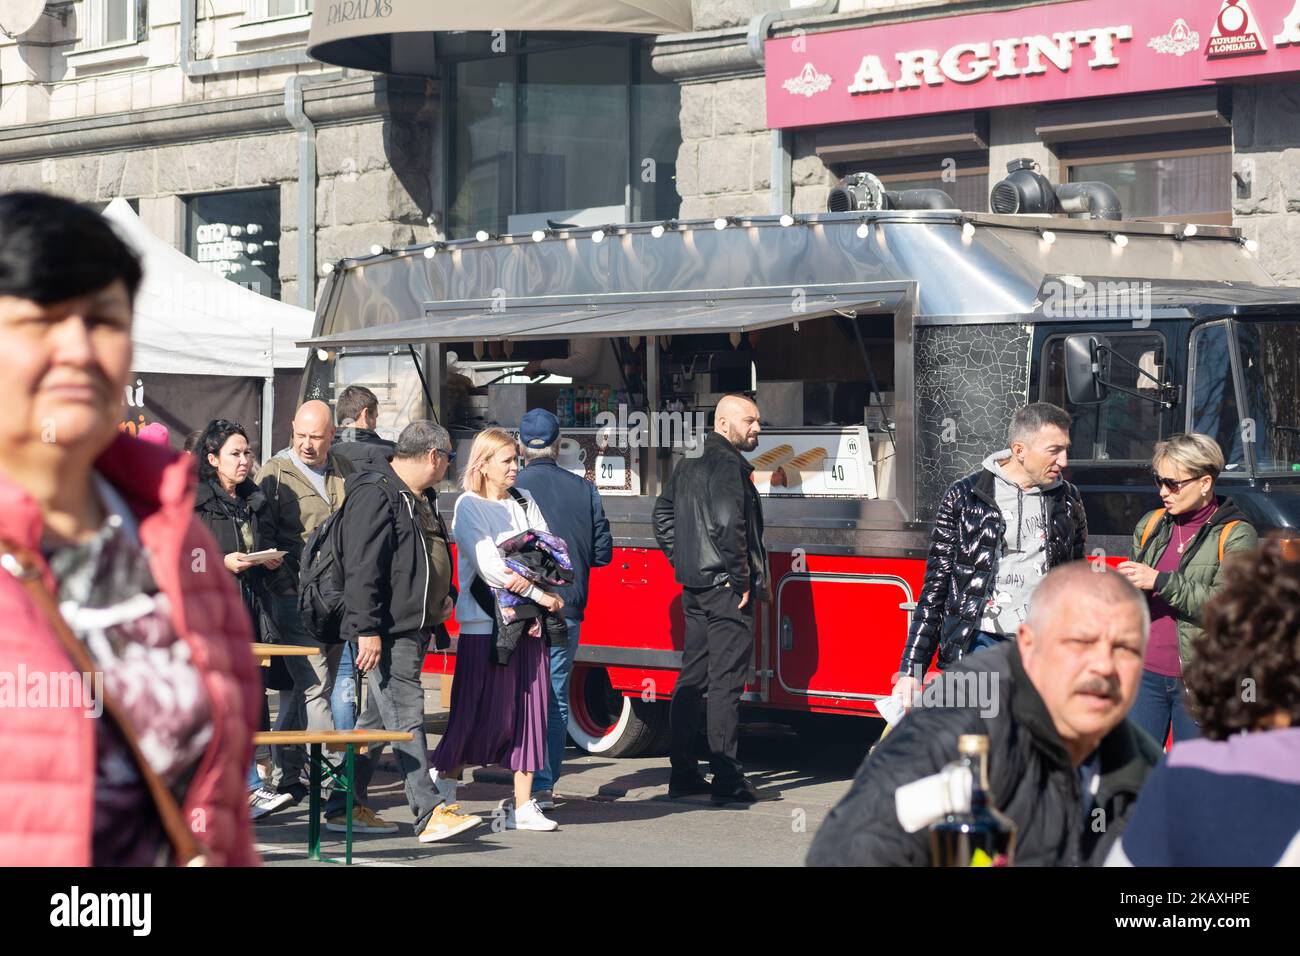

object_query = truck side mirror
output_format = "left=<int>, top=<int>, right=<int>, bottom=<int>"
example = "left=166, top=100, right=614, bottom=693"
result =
left=1064, top=334, right=1109, bottom=405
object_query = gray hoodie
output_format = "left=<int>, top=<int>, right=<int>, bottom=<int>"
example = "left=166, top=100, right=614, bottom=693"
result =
left=979, top=449, right=1058, bottom=636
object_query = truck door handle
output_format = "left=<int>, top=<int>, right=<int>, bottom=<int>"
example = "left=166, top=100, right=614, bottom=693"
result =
left=780, top=615, right=794, bottom=651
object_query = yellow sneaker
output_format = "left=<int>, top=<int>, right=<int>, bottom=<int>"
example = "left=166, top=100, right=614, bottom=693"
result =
left=418, top=803, right=482, bottom=843
left=325, top=805, right=398, bottom=834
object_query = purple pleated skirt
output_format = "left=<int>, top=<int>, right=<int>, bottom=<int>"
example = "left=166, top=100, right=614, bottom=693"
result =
left=431, top=629, right=550, bottom=773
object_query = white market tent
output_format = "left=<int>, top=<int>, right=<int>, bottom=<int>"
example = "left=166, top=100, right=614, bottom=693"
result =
left=103, top=198, right=314, bottom=457
left=104, top=197, right=312, bottom=376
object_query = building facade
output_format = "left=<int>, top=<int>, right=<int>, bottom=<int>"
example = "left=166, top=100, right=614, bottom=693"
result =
left=2, top=0, right=1296, bottom=304
left=0, top=1, right=681, bottom=308
left=658, top=0, right=1300, bottom=285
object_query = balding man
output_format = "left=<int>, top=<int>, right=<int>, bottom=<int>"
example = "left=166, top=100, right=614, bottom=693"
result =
left=255, top=400, right=360, bottom=814
left=808, top=563, right=1160, bottom=866
left=654, top=393, right=770, bottom=804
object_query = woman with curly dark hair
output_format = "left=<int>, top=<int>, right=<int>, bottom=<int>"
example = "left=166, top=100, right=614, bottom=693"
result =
left=1106, top=544, right=1300, bottom=866
left=192, top=419, right=291, bottom=820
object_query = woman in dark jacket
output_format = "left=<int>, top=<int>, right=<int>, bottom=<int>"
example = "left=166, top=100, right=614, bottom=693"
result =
left=193, top=419, right=290, bottom=818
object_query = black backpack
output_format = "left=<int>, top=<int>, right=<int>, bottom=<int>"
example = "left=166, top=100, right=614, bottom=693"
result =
left=296, top=471, right=386, bottom=644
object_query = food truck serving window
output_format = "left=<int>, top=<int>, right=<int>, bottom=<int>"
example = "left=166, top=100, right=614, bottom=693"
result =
left=1041, top=332, right=1165, bottom=463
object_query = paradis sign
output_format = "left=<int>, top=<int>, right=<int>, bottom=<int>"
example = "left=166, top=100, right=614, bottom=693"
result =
left=765, top=0, right=1300, bottom=129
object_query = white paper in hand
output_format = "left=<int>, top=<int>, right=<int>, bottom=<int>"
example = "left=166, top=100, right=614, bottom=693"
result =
left=875, top=693, right=906, bottom=726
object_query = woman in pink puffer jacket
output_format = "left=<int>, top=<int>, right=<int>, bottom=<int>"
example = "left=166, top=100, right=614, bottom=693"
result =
left=0, top=192, right=260, bottom=866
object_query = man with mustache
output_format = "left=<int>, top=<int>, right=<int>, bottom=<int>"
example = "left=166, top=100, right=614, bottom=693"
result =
left=809, top=562, right=1160, bottom=866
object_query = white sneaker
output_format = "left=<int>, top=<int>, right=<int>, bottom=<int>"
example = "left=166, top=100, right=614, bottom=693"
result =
left=507, top=798, right=558, bottom=831
left=429, top=769, right=459, bottom=805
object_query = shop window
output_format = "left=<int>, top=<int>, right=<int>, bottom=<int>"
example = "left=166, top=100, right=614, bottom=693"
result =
left=447, top=38, right=681, bottom=238
left=184, top=189, right=282, bottom=300
left=1061, top=133, right=1231, bottom=225
left=85, top=0, right=143, bottom=48
left=249, top=0, right=311, bottom=17
left=1041, top=332, right=1166, bottom=463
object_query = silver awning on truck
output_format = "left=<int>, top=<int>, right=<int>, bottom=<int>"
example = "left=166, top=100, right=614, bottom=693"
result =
left=298, top=284, right=890, bottom=348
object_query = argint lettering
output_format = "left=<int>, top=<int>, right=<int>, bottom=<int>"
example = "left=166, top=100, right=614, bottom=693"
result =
left=847, top=23, right=1134, bottom=96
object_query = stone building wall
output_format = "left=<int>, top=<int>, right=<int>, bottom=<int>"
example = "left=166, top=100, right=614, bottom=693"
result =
left=0, top=2, right=439, bottom=304
left=665, top=0, right=1298, bottom=286
left=1231, top=84, right=1300, bottom=286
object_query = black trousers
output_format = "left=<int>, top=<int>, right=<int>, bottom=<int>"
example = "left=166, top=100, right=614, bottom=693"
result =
left=669, top=583, right=754, bottom=791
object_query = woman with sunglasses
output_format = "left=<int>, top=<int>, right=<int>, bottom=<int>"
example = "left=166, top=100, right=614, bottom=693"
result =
left=1117, top=433, right=1257, bottom=747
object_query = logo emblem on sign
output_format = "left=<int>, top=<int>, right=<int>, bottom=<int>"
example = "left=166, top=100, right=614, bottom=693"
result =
left=1149, top=18, right=1200, bottom=56
left=1206, top=0, right=1268, bottom=57
left=783, top=62, right=833, bottom=98
left=1275, top=0, right=1300, bottom=46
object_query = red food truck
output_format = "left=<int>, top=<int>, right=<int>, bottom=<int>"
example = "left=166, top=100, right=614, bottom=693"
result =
left=300, top=167, right=1300, bottom=756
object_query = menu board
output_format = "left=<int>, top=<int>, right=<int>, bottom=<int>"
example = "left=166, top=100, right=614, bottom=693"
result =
left=510, top=428, right=640, bottom=496
left=744, top=427, right=877, bottom=499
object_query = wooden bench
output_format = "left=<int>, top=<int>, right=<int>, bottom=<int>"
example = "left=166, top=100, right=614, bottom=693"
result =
left=250, top=645, right=320, bottom=667
left=252, top=729, right=414, bottom=864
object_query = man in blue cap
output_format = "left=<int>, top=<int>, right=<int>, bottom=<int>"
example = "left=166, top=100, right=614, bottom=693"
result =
left=514, top=408, right=613, bottom=808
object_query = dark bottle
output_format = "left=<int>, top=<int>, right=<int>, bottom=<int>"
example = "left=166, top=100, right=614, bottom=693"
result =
left=929, top=734, right=1017, bottom=867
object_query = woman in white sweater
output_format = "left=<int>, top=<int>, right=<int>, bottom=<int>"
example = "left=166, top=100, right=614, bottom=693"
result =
left=429, top=427, right=565, bottom=831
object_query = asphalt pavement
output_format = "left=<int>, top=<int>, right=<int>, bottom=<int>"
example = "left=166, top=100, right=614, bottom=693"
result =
left=253, top=678, right=880, bottom=867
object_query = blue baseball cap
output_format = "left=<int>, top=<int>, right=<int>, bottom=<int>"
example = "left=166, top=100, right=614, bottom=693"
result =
left=519, top=407, right=560, bottom=448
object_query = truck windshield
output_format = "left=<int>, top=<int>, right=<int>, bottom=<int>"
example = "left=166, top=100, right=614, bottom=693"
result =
left=1191, top=320, right=1300, bottom=474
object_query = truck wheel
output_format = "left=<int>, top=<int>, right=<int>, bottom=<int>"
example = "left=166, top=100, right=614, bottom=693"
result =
left=568, top=665, right=669, bottom=757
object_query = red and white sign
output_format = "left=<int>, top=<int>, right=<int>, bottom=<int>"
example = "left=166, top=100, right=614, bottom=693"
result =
left=764, top=0, right=1300, bottom=130
left=1206, top=0, right=1268, bottom=56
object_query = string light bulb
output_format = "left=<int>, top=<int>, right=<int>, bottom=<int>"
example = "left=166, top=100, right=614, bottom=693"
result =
left=779, top=214, right=794, bottom=227
left=1113, top=233, right=1129, bottom=247
left=650, top=224, right=666, bottom=238
left=475, top=230, right=490, bottom=242
left=1040, top=230, right=1056, bottom=245
left=962, top=222, right=976, bottom=240
left=591, top=229, right=605, bottom=244
left=856, top=222, right=870, bottom=239
left=713, top=217, right=728, bottom=231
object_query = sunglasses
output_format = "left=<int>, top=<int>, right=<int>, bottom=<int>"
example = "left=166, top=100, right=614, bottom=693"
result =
left=437, top=448, right=457, bottom=462
left=1152, top=474, right=1201, bottom=493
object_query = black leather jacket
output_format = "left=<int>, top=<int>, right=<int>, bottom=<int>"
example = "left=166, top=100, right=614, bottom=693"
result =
left=809, top=641, right=1158, bottom=867
left=653, top=433, right=770, bottom=599
left=899, top=467, right=1087, bottom=674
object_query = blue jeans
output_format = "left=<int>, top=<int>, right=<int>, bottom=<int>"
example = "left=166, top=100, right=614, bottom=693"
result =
left=533, top=618, right=581, bottom=794
left=248, top=683, right=270, bottom=791
left=969, top=630, right=1010, bottom=654
left=332, top=641, right=357, bottom=731
left=1130, top=668, right=1200, bottom=749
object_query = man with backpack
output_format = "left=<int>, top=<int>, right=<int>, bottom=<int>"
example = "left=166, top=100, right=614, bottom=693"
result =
left=331, top=420, right=481, bottom=842
left=256, top=400, right=358, bottom=813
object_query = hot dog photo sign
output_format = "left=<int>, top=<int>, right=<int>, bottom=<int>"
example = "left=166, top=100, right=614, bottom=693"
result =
left=744, top=426, right=878, bottom=499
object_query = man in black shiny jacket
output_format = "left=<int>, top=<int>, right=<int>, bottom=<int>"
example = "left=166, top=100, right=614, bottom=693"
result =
left=894, top=403, right=1088, bottom=706
left=653, top=395, right=769, bottom=804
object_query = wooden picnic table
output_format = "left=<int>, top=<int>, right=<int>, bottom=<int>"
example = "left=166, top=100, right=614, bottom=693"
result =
left=251, top=729, right=414, bottom=865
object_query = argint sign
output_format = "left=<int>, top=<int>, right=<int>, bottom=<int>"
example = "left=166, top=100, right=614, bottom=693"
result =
left=845, top=27, right=1132, bottom=95
left=765, top=0, right=1300, bottom=130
